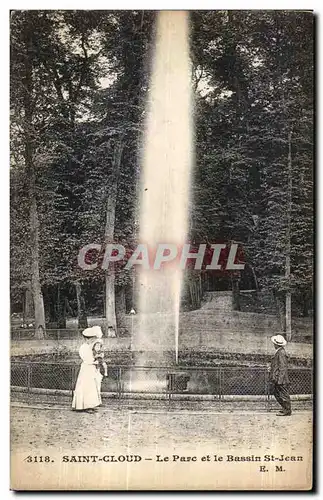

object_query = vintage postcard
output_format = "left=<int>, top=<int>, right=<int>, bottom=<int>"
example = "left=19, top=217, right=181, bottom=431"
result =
left=10, top=9, right=313, bottom=490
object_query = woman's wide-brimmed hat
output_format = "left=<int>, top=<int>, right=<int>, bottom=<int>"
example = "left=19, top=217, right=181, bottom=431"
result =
left=91, top=326, right=103, bottom=339
left=82, top=326, right=103, bottom=339
left=270, top=334, right=287, bottom=347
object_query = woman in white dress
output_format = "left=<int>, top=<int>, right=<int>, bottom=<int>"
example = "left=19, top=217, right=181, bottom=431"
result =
left=72, top=326, right=103, bottom=412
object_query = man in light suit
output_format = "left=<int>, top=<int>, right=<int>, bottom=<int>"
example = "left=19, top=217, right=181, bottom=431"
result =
left=270, top=334, right=292, bottom=416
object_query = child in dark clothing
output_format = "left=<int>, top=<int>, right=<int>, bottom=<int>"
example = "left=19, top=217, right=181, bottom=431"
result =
left=92, top=339, right=108, bottom=377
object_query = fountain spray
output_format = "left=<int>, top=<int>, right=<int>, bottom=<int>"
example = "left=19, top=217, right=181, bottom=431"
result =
left=135, top=11, right=193, bottom=366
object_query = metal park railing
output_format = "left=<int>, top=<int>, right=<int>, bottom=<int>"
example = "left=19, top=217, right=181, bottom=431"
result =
left=11, top=361, right=313, bottom=409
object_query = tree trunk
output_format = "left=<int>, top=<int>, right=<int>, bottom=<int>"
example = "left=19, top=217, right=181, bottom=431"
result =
left=285, top=288, right=292, bottom=340
left=75, top=281, right=88, bottom=329
left=106, top=268, right=116, bottom=337
left=275, top=292, right=286, bottom=332
left=232, top=276, right=241, bottom=311
left=56, top=283, right=66, bottom=328
left=29, top=179, right=46, bottom=339
left=248, top=263, right=259, bottom=294
left=116, top=286, right=127, bottom=335
left=23, top=16, right=45, bottom=339
left=188, top=272, right=202, bottom=310
left=125, top=281, right=134, bottom=314
left=105, top=138, right=125, bottom=337
left=302, top=291, right=310, bottom=317
left=45, top=285, right=56, bottom=324
left=23, top=286, right=34, bottom=323
left=285, top=129, right=293, bottom=341
left=64, top=297, right=74, bottom=317
left=102, top=285, right=106, bottom=318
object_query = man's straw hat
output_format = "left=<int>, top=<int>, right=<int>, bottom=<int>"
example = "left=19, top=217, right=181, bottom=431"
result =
left=270, top=334, right=287, bottom=347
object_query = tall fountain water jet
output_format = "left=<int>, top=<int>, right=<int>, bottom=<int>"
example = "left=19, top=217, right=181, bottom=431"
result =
left=133, top=11, right=193, bottom=369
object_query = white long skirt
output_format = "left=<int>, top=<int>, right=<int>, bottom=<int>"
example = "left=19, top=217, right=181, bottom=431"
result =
left=72, top=363, right=103, bottom=410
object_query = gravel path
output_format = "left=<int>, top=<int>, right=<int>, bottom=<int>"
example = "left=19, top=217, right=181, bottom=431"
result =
left=11, top=401, right=312, bottom=454
left=11, top=401, right=313, bottom=490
